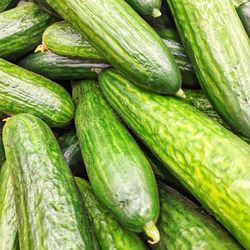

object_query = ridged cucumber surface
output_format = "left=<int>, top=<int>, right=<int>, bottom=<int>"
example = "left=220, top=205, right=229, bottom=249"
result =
left=154, top=182, right=242, bottom=250
left=0, top=58, right=74, bottom=127
left=237, top=1, right=250, bottom=37
left=167, top=0, right=250, bottom=138
left=19, top=51, right=109, bottom=80
left=0, top=0, right=19, bottom=12
left=0, top=2, right=55, bottom=59
left=75, top=178, right=148, bottom=250
left=3, top=113, right=97, bottom=250
left=0, top=162, right=18, bottom=250
left=46, top=0, right=181, bottom=94
left=72, top=80, right=160, bottom=243
left=99, top=69, right=250, bottom=249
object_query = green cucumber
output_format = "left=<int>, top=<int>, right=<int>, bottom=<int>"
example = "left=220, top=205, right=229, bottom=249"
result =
left=0, top=162, right=18, bottom=250
left=237, top=1, right=250, bottom=37
left=75, top=178, right=147, bottom=250
left=125, top=0, right=162, bottom=17
left=0, top=0, right=19, bottom=12
left=99, top=69, right=250, bottom=249
left=167, top=0, right=250, bottom=138
left=0, top=135, right=5, bottom=166
left=19, top=51, right=109, bottom=80
left=0, top=58, right=74, bottom=127
left=45, top=0, right=181, bottom=94
left=0, top=2, right=55, bottom=59
left=72, top=80, right=160, bottom=244
left=154, top=182, right=242, bottom=250
left=3, top=113, right=97, bottom=250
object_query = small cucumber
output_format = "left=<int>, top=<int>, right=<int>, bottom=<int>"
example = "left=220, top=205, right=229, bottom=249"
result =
left=237, top=1, right=250, bottom=37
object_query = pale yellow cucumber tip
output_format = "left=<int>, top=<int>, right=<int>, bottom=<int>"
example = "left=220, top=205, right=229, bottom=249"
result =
left=91, top=67, right=103, bottom=74
left=34, top=43, right=48, bottom=53
left=152, top=8, right=162, bottom=18
left=175, top=89, right=186, bottom=99
left=2, top=117, right=10, bottom=122
left=143, top=221, right=160, bottom=245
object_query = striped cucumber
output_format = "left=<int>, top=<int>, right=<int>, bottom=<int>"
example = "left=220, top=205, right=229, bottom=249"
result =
left=75, top=178, right=148, bottom=250
left=167, top=0, right=250, bottom=138
left=0, top=58, right=74, bottom=127
left=237, top=1, right=250, bottom=37
left=0, top=2, right=55, bottom=59
left=45, top=0, right=181, bottom=94
left=3, top=113, right=97, bottom=250
left=99, top=69, right=250, bottom=249
left=0, top=0, right=19, bottom=12
left=72, top=80, right=160, bottom=244
left=0, top=162, right=18, bottom=250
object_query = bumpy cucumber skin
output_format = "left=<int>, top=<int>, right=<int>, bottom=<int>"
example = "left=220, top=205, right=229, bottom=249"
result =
left=99, top=69, right=250, bottom=249
left=3, top=114, right=96, bottom=250
left=237, top=2, right=250, bottom=37
left=0, top=58, right=74, bottom=127
left=72, top=80, right=159, bottom=233
left=154, top=183, right=242, bottom=250
left=0, top=162, right=18, bottom=250
left=46, top=0, right=181, bottom=94
left=167, top=0, right=250, bottom=138
left=125, top=0, right=161, bottom=16
left=19, top=51, right=109, bottom=80
left=0, top=0, right=19, bottom=12
left=0, top=2, right=55, bottom=59
left=75, top=178, right=148, bottom=250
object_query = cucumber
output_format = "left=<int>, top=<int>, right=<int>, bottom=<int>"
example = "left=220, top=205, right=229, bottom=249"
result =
left=75, top=178, right=147, bottom=250
left=0, top=0, right=19, bottom=12
left=99, top=69, right=250, bottom=249
left=167, top=0, right=250, bottom=138
left=0, top=58, right=74, bottom=127
left=125, top=0, right=162, bottom=17
left=3, top=113, right=97, bottom=250
left=154, top=182, right=242, bottom=250
left=0, top=162, right=18, bottom=250
left=0, top=2, right=55, bottom=59
left=19, top=51, right=109, bottom=80
left=45, top=0, right=181, bottom=94
left=0, top=135, right=5, bottom=166
left=72, top=80, right=160, bottom=244
left=237, top=1, right=250, bottom=37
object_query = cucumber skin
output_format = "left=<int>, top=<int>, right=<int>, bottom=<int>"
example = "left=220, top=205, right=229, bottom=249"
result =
left=75, top=178, right=147, bottom=250
left=167, top=0, right=250, bottom=138
left=99, top=69, right=250, bottom=249
left=3, top=114, right=96, bottom=250
left=237, top=2, right=250, bottom=37
left=0, top=162, right=19, bottom=250
left=19, top=51, right=109, bottom=80
left=72, top=80, right=159, bottom=232
left=0, top=135, right=5, bottom=166
left=0, top=58, right=74, bottom=127
left=45, top=0, right=181, bottom=94
left=154, top=183, right=242, bottom=250
left=0, top=0, right=19, bottom=12
left=0, top=2, right=56, bottom=59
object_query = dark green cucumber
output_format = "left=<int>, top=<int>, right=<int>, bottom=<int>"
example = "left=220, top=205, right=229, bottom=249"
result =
left=0, top=58, right=74, bottom=127
left=154, top=182, right=242, bottom=250
left=125, top=0, right=162, bottom=17
left=0, top=162, right=18, bottom=250
left=237, top=1, right=250, bottom=37
left=0, top=135, right=5, bottom=166
left=75, top=178, right=148, bottom=250
left=0, top=0, right=19, bottom=12
left=19, top=51, right=109, bottom=80
left=167, top=0, right=250, bottom=138
left=46, top=0, right=181, bottom=94
left=99, top=69, right=250, bottom=249
left=72, top=80, right=160, bottom=243
left=0, top=2, right=55, bottom=59
left=3, top=113, right=97, bottom=250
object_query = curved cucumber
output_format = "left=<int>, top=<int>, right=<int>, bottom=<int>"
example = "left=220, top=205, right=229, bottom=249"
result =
left=99, top=69, right=250, bottom=249
left=19, top=51, right=109, bottom=80
left=154, top=182, right=242, bottom=250
left=237, top=1, right=250, bottom=37
left=0, top=0, right=19, bottom=12
left=0, top=2, right=55, bottom=59
left=167, top=0, right=250, bottom=138
left=46, top=0, right=181, bottom=94
left=3, top=113, right=97, bottom=250
left=75, top=178, right=147, bottom=250
left=0, top=58, right=74, bottom=127
left=0, top=162, right=18, bottom=250
left=72, top=80, right=160, bottom=243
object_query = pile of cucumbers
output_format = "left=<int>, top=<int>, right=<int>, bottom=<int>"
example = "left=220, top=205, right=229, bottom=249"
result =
left=0, top=0, right=249, bottom=249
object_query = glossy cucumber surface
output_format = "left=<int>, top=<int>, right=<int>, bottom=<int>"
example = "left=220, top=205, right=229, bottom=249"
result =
left=237, top=1, right=250, bottom=37
left=99, top=69, right=250, bottom=249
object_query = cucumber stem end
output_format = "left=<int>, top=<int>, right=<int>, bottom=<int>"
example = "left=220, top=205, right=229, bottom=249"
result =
left=143, top=221, right=160, bottom=245
left=152, top=8, right=162, bottom=18
left=175, top=89, right=186, bottom=99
